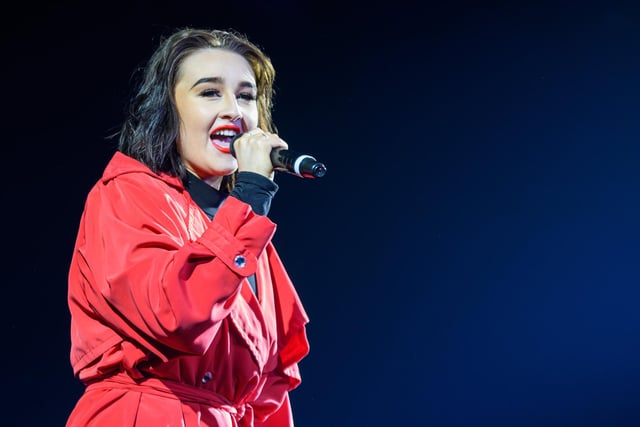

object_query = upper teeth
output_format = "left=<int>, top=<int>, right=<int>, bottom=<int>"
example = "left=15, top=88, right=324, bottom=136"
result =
left=213, top=129, right=237, bottom=136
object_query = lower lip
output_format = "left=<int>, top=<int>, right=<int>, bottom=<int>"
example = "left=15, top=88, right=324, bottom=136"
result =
left=211, top=139, right=231, bottom=154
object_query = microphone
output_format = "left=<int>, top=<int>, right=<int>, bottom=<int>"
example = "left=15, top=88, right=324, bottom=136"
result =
left=230, top=133, right=327, bottom=178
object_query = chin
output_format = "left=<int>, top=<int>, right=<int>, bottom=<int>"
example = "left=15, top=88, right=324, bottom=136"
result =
left=216, top=161, right=238, bottom=177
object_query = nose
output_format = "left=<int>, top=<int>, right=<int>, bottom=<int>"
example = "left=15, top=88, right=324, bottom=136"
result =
left=220, top=93, right=242, bottom=121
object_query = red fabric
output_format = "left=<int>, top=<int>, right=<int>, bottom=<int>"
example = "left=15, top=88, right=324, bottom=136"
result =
left=67, top=152, right=309, bottom=426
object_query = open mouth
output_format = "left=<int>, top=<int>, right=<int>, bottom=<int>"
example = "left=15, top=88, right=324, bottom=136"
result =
left=210, top=126, right=240, bottom=154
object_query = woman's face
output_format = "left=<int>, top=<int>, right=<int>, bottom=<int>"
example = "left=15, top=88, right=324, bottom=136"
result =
left=174, top=48, right=259, bottom=188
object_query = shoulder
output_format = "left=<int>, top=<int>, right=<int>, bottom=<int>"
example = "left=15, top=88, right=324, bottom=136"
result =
left=99, top=152, right=183, bottom=190
left=85, top=152, right=190, bottom=221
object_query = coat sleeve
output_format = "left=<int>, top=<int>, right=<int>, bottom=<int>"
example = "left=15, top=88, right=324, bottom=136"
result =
left=256, top=393, right=294, bottom=427
left=73, top=173, right=276, bottom=358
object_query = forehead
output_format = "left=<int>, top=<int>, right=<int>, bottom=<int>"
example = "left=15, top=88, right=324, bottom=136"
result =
left=178, top=48, right=256, bottom=84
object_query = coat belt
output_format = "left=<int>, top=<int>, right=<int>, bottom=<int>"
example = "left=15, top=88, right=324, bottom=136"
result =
left=86, top=372, right=248, bottom=422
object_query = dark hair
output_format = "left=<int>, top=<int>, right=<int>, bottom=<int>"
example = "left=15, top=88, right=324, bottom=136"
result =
left=118, top=27, right=277, bottom=191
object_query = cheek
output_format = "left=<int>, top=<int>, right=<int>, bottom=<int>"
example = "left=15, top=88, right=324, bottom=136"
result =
left=177, top=100, right=208, bottom=128
left=242, top=106, right=260, bottom=128
left=175, top=123, right=191, bottom=152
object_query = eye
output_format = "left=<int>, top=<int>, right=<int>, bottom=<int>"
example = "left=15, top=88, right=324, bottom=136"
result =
left=238, top=92, right=257, bottom=101
left=200, top=88, right=221, bottom=98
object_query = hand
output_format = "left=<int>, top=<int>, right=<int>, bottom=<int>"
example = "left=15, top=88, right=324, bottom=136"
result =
left=232, top=130, right=288, bottom=180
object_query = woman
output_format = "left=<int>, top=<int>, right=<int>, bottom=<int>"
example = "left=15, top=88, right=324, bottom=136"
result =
left=66, top=27, right=310, bottom=427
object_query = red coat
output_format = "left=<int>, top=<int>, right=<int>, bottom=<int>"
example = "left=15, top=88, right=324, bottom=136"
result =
left=67, top=152, right=309, bottom=426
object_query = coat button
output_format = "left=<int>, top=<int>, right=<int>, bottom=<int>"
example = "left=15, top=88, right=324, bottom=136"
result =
left=234, top=255, right=246, bottom=268
left=202, top=371, right=213, bottom=383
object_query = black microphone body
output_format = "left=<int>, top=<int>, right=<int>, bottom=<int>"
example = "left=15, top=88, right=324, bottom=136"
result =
left=230, top=133, right=327, bottom=178
left=270, top=148, right=327, bottom=178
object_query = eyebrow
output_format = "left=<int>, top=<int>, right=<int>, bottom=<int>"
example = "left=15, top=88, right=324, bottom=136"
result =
left=191, top=77, right=256, bottom=90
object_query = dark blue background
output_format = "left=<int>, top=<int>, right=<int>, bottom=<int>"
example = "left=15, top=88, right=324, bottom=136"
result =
left=4, top=1, right=640, bottom=425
